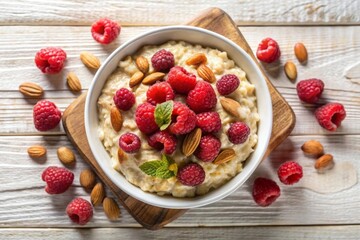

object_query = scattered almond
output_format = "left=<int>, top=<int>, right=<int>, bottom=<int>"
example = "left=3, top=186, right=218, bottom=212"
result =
left=91, top=182, right=105, bottom=206
left=129, top=71, right=144, bottom=88
left=66, top=72, right=82, bottom=92
left=19, top=82, right=43, bottom=97
left=103, top=197, right=121, bottom=221
left=213, top=148, right=236, bottom=165
left=185, top=53, right=207, bottom=66
left=27, top=145, right=47, bottom=158
left=284, top=61, right=297, bottom=81
left=80, top=51, right=101, bottom=70
left=197, top=64, right=216, bottom=83
left=80, top=169, right=96, bottom=190
left=301, top=140, right=324, bottom=157
left=57, top=147, right=76, bottom=165
left=135, top=56, right=149, bottom=74
left=220, top=97, right=241, bottom=118
left=315, top=154, right=334, bottom=173
left=110, top=107, right=123, bottom=132
left=142, top=72, right=165, bottom=85
left=117, top=148, right=128, bottom=163
left=182, top=128, right=202, bottom=157
left=294, top=42, right=308, bottom=63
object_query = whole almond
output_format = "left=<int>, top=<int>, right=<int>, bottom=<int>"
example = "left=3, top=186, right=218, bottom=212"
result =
left=80, top=51, right=101, bottom=70
left=110, top=107, right=123, bottom=132
left=186, top=53, right=207, bottom=66
left=66, top=72, right=82, bottom=92
left=182, top=128, right=202, bottom=157
left=197, top=64, right=216, bottom=83
left=57, top=147, right=76, bottom=165
left=129, top=71, right=144, bottom=88
left=294, top=42, right=308, bottom=63
left=142, top=72, right=165, bottom=85
left=19, top=82, right=43, bottom=97
left=27, top=145, right=47, bottom=158
left=135, top=56, right=149, bottom=74
left=91, top=182, right=105, bottom=206
left=103, top=197, right=121, bottom=220
left=118, top=148, right=128, bottom=163
left=220, top=97, right=241, bottom=118
left=80, top=169, right=96, bottom=190
left=301, top=140, right=324, bottom=157
left=315, top=154, right=334, bottom=173
left=284, top=61, right=297, bottom=81
left=213, top=148, right=236, bottom=165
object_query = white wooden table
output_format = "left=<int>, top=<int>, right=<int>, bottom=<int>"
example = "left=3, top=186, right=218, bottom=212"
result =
left=0, top=1, right=359, bottom=239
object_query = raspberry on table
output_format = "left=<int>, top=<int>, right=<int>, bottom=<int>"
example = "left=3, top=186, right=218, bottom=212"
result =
left=147, top=131, right=177, bottom=155
left=256, top=38, right=281, bottom=63
left=34, top=47, right=67, bottom=74
left=91, top=18, right=121, bottom=44
left=151, top=49, right=175, bottom=72
left=252, top=177, right=281, bottom=207
left=119, top=132, right=141, bottom=153
left=66, top=198, right=93, bottom=225
left=196, top=112, right=221, bottom=133
left=227, top=122, right=250, bottom=144
left=33, top=100, right=62, bottom=131
left=186, top=81, right=217, bottom=113
left=113, top=88, right=135, bottom=111
left=194, top=134, right=221, bottom=162
left=296, top=78, right=324, bottom=103
left=216, top=74, right=240, bottom=96
left=135, top=103, right=159, bottom=134
left=277, top=161, right=303, bottom=185
left=167, top=66, right=197, bottom=94
left=146, top=82, right=175, bottom=105
left=315, top=102, right=346, bottom=131
left=169, top=102, right=197, bottom=135
left=177, top=163, right=205, bottom=186
left=41, top=166, right=74, bottom=194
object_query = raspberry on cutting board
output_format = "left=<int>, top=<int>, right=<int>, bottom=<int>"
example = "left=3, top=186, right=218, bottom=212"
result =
left=315, top=102, right=346, bottom=131
left=91, top=18, right=121, bottom=44
left=66, top=198, right=93, bottom=225
left=34, top=47, right=67, bottom=74
left=41, top=166, right=74, bottom=194
left=252, top=177, right=281, bottom=207
left=167, top=66, right=197, bottom=94
left=151, top=49, right=175, bottom=72
left=177, top=163, right=205, bottom=186
left=33, top=100, right=62, bottom=131
left=186, top=81, right=217, bottom=113
left=148, top=131, right=177, bottom=155
left=256, top=38, right=281, bottom=63
left=277, top=161, right=303, bottom=185
left=194, top=134, right=221, bottom=162
left=296, top=78, right=324, bottom=103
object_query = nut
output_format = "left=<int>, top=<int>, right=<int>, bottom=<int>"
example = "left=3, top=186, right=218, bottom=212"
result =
left=284, top=61, right=297, bottom=81
left=294, top=42, right=308, bottom=63
left=301, top=140, right=324, bottom=157
left=220, top=97, right=241, bottom=118
left=80, top=51, right=101, bottom=70
left=91, top=182, right=105, bottom=206
left=142, top=72, right=165, bottom=85
left=315, top=154, right=334, bottom=173
left=117, top=148, right=128, bottom=163
left=103, top=197, right=121, bottom=221
left=66, top=72, right=82, bottom=92
left=57, top=147, right=76, bottom=165
left=19, top=82, right=43, bottom=97
left=129, top=71, right=144, bottom=88
left=110, top=107, right=123, bottom=132
left=197, top=64, right=216, bottom=83
left=135, top=56, right=149, bottom=74
left=27, top=145, right=47, bottom=158
left=185, top=53, right=207, bottom=66
left=80, top=169, right=96, bottom=190
left=213, top=148, right=236, bottom=165
left=182, top=128, right=202, bottom=157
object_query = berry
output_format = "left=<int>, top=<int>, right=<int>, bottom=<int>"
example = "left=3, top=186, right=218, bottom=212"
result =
left=34, top=47, right=67, bottom=74
left=196, top=112, right=221, bottom=133
left=216, top=74, right=240, bottom=95
left=33, top=100, right=62, bottom=131
left=177, top=163, right=205, bottom=186
left=91, top=18, right=121, bottom=44
left=194, top=134, right=221, bottom=162
left=41, top=166, right=74, bottom=194
left=296, top=78, right=324, bottom=103
left=169, top=102, right=197, bottom=135
left=135, top=103, right=159, bottom=134
left=315, top=102, right=346, bottom=131
left=256, top=38, right=281, bottom=63
left=151, top=49, right=175, bottom=72
left=66, top=198, right=93, bottom=225
left=119, top=133, right=141, bottom=153
left=277, top=161, right=303, bottom=185
left=186, top=81, right=217, bottom=113
left=146, top=82, right=175, bottom=105
left=252, top=177, right=281, bottom=207
left=113, top=88, right=135, bottom=111
left=148, top=131, right=177, bottom=155
left=167, top=66, right=197, bottom=94
left=227, top=122, right=250, bottom=144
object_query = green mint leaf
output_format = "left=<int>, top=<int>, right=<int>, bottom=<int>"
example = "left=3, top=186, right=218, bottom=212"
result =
left=155, top=165, right=175, bottom=179
left=154, top=100, right=173, bottom=130
left=139, top=160, right=165, bottom=177
left=139, top=154, right=178, bottom=179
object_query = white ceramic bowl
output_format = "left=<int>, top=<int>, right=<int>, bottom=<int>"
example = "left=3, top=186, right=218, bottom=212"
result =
left=85, top=26, right=272, bottom=209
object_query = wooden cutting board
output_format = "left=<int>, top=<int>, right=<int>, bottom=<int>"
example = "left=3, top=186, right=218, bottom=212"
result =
left=62, top=7, right=295, bottom=230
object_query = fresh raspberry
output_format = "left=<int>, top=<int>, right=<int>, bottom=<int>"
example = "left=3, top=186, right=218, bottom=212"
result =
left=177, top=163, right=205, bottom=186
left=135, top=103, right=159, bottom=134
left=167, top=66, right=197, bottom=94
left=146, top=82, right=175, bottom=105
left=315, top=102, right=346, bottom=131
left=252, top=177, right=281, bottom=207
left=277, top=161, right=303, bottom=185
left=113, top=88, right=135, bottom=111
left=91, top=18, right=121, bottom=44
left=41, top=166, right=74, bottom=194
left=256, top=38, right=281, bottom=63
left=34, top=47, right=67, bottom=74
left=168, top=102, right=197, bottom=135
left=194, top=134, right=221, bottom=162
left=196, top=112, right=221, bottom=133
left=186, top=81, right=217, bottom=113
left=216, top=74, right=240, bottom=95
left=296, top=78, right=324, bottom=103
left=151, top=49, right=175, bottom=72
left=227, top=122, right=250, bottom=144
left=33, top=100, right=62, bottom=131
left=66, top=198, right=93, bottom=225
left=119, top=133, right=141, bottom=153
left=148, top=131, right=177, bottom=155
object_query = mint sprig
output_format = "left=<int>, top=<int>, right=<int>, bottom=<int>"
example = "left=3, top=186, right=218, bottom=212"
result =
left=154, top=100, right=173, bottom=131
left=139, top=154, right=177, bottom=179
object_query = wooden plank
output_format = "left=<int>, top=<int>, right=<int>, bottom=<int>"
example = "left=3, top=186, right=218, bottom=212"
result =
left=0, top=0, right=359, bottom=26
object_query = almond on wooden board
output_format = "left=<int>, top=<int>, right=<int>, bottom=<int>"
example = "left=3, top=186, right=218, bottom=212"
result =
left=315, top=154, right=334, bottom=173
left=27, top=145, right=47, bottom=158
left=197, top=64, right=216, bottom=83
left=182, top=128, right=202, bottom=157
left=91, top=182, right=105, bottom=206
left=213, top=148, right=236, bottom=165
left=135, top=56, right=149, bottom=74
left=294, top=42, right=308, bottom=63
left=110, top=107, right=123, bottom=132
left=129, top=71, right=144, bottom=88
left=19, top=82, right=43, bottom=97
left=57, top=146, right=76, bottom=165
left=220, top=97, right=241, bottom=118
left=80, top=169, right=96, bottom=190
left=142, top=72, right=165, bottom=85
left=284, top=61, right=297, bottom=81
left=66, top=72, right=82, bottom=92
left=185, top=53, right=207, bottom=66
left=301, top=140, right=324, bottom=157
left=80, top=51, right=101, bottom=70
left=103, top=197, right=121, bottom=221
